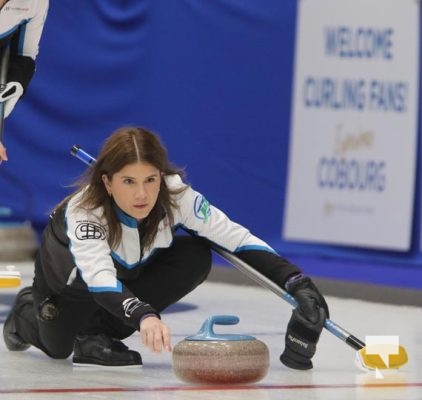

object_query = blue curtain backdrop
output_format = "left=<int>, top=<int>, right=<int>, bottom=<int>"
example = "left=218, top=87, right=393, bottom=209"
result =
left=0, top=0, right=421, bottom=274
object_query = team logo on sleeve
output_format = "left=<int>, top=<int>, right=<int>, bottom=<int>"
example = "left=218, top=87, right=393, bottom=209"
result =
left=122, top=298, right=143, bottom=318
left=75, top=221, right=106, bottom=240
left=194, top=195, right=211, bottom=223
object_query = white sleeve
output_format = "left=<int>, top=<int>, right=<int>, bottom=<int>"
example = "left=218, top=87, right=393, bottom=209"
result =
left=167, top=175, right=275, bottom=253
left=65, top=199, right=122, bottom=292
left=20, top=0, right=49, bottom=59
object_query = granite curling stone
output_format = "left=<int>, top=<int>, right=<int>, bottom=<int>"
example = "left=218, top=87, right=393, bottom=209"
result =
left=172, top=315, right=269, bottom=385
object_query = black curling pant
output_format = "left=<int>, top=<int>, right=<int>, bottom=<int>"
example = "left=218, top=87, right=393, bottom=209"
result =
left=12, top=236, right=212, bottom=359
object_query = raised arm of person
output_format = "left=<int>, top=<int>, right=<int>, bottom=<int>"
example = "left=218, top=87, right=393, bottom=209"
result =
left=0, top=0, right=49, bottom=162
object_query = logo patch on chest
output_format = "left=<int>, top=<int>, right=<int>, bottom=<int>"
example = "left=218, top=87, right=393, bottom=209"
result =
left=75, top=221, right=106, bottom=240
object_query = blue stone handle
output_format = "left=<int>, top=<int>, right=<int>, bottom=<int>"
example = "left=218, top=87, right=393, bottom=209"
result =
left=185, top=315, right=256, bottom=341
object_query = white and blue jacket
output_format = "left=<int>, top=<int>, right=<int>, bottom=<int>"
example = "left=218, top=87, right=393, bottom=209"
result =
left=38, top=174, right=300, bottom=328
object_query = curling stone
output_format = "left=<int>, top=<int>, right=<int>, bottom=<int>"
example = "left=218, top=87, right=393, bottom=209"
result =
left=172, top=315, right=269, bottom=385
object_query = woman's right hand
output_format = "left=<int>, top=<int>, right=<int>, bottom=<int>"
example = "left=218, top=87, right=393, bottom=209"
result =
left=140, top=315, right=172, bottom=353
left=0, top=141, right=8, bottom=163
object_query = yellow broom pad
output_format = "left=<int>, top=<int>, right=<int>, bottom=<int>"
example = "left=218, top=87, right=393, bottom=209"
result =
left=0, top=270, right=21, bottom=288
left=358, top=345, right=408, bottom=370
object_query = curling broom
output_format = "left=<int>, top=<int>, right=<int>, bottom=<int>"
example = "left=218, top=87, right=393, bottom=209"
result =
left=211, top=246, right=408, bottom=371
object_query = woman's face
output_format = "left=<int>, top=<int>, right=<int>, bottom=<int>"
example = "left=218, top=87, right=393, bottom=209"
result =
left=102, top=161, right=161, bottom=221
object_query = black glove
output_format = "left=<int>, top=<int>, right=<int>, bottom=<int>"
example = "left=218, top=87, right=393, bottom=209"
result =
left=280, top=275, right=329, bottom=370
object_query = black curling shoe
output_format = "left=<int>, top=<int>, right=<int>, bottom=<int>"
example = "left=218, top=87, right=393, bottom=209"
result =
left=72, top=334, right=142, bottom=368
left=3, top=287, right=32, bottom=351
left=3, top=312, right=31, bottom=351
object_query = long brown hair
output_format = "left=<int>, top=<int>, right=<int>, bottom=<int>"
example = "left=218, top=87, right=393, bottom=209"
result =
left=58, top=126, right=186, bottom=249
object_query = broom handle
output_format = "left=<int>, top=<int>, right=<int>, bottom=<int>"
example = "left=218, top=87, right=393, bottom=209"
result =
left=0, top=43, right=10, bottom=142
left=212, top=245, right=365, bottom=351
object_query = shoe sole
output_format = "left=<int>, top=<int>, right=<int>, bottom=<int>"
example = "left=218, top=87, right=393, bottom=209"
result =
left=72, top=362, right=143, bottom=369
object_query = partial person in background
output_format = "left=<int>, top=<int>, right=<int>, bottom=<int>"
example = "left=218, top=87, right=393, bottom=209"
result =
left=0, top=0, right=49, bottom=162
left=3, top=126, right=329, bottom=370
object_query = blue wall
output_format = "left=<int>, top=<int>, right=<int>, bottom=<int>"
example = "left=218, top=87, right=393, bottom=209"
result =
left=0, top=0, right=421, bottom=285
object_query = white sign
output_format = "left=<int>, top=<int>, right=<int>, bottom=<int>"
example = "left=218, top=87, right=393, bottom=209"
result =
left=283, top=0, right=420, bottom=250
